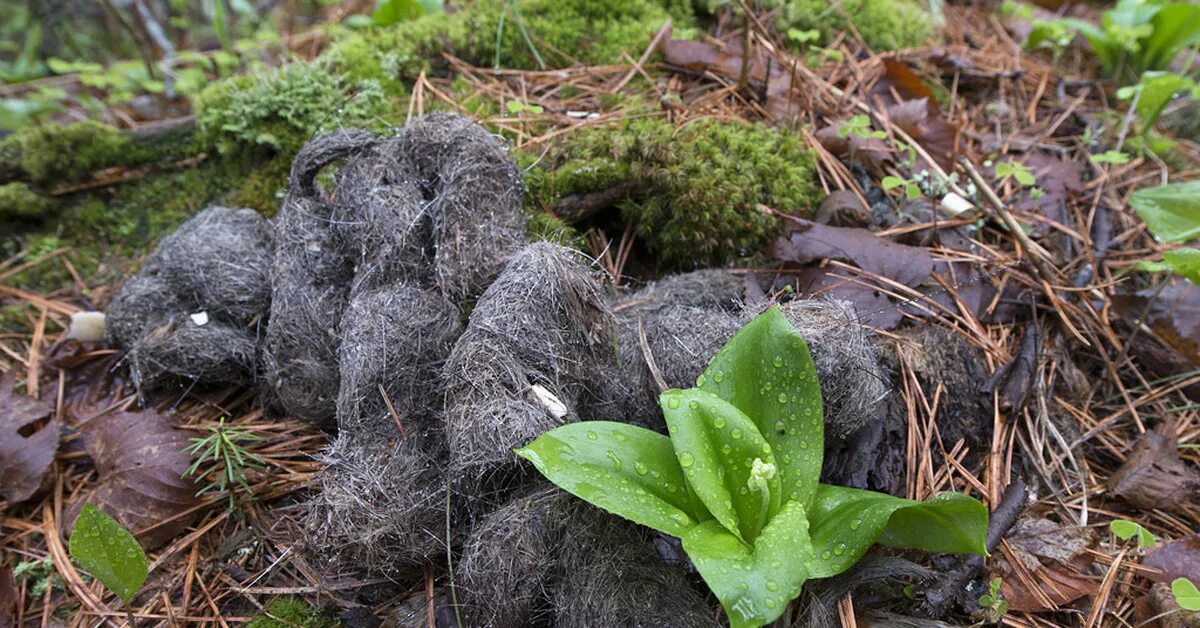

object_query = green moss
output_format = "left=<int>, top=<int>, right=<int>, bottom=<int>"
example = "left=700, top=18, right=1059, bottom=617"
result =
left=0, top=182, right=53, bottom=221
left=1, top=120, right=131, bottom=184
left=526, top=117, right=819, bottom=267
left=775, top=0, right=934, bottom=52
left=324, top=0, right=688, bottom=85
left=247, top=597, right=335, bottom=628
left=195, top=63, right=390, bottom=158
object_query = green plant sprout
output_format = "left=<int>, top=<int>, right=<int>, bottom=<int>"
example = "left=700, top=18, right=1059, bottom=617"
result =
left=69, top=503, right=148, bottom=626
left=995, top=160, right=1036, bottom=187
left=977, top=577, right=1009, bottom=619
left=882, top=175, right=923, bottom=201
left=1175, top=578, right=1200, bottom=611
left=1130, top=180, right=1200, bottom=285
left=1091, top=150, right=1132, bottom=165
left=517, top=306, right=989, bottom=628
left=183, top=417, right=266, bottom=511
left=838, top=114, right=887, bottom=140
left=1116, top=71, right=1200, bottom=136
left=1027, top=0, right=1200, bottom=84
left=13, top=556, right=62, bottom=598
left=505, top=100, right=545, bottom=115
left=1110, top=518, right=1158, bottom=548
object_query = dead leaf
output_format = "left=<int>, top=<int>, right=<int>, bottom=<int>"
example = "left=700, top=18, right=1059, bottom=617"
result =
left=885, top=99, right=958, bottom=171
left=1107, top=425, right=1200, bottom=511
left=659, top=37, right=804, bottom=120
left=1112, top=280, right=1200, bottom=400
left=871, top=59, right=937, bottom=103
left=815, top=190, right=873, bottom=228
left=996, top=517, right=1099, bottom=612
left=983, top=325, right=1042, bottom=414
left=1144, top=534, right=1200, bottom=585
left=0, top=373, right=59, bottom=503
left=67, top=410, right=201, bottom=549
left=775, top=218, right=933, bottom=286
left=813, top=122, right=892, bottom=170
left=42, top=341, right=127, bottom=422
left=0, top=565, right=15, bottom=627
left=797, top=267, right=903, bottom=330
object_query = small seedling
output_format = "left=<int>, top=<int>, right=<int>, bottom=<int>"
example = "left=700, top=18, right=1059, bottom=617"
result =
left=518, top=306, right=988, bottom=628
left=837, top=114, right=887, bottom=140
left=1174, top=578, right=1200, bottom=611
left=882, top=175, right=923, bottom=201
left=13, top=556, right=62, bottom=597
left=69, top=503, right=148, bottom=625
left=1090, top=150, right=1131, bottom=165
left=995, top=160, right=1036, bottom=187
left=183, top=417, right=265, bottom=510
left=978, top=577, right=1009, bottom=618
left=1110, top=518, right=1157, bottom=548
left=505, top=100, right=545, bottom=115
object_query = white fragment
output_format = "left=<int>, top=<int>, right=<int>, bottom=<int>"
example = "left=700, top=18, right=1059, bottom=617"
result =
left=190, top=311, right=210, bottom=326
left=66, top=311, right=106, bottom=342
left=940, top=192, right=976, bottom=217
left=530, top=384, right=568, bottom=420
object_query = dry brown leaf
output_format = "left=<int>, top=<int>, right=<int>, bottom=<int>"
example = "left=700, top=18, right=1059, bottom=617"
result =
left=774, top=218, right=933, bottom=286
left=997, top=517, right=1099, bottom=612
left=1107, top=425, right=1200, bottom=511
left=67, top=410, right=202, bottom=549
left=0, top=565, right=15, bottom=627
left=1144, top=534, right=1200, bottom=585
left=0, top=373, right=59, bottom=503
left=872, top=59, right=937, bottom=103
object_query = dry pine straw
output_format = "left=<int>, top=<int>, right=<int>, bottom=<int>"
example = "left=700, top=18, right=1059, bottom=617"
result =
left=2, top=3, right=1200, bottom=626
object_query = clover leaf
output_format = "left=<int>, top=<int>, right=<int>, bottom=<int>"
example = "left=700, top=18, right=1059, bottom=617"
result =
left=517, top=305, right=989, bottom=627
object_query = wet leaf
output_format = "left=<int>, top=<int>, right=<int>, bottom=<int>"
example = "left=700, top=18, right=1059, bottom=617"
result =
left=68, top=503, right=147, bottom=604
left=774, top=218, right=934, bottom=287
left=1131, top=181, right=1200, bottom=243
left=661, top=389, right=780, bottom=541
left=1144, top=534, right=1200, bottom=584
left=681, top=500, right=812, bottom=628
left=808, top=485, right=989, bottom=579
left=67, top=410, right=202, bottom=550
left=516, top=421, right=707, bottom=538
left=695, top=305, right=825, bottom=512
left=0, top=373, right=59, bottom=503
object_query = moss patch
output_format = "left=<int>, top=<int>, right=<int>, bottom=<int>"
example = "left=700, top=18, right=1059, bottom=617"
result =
left=524, top=117, right=820, bottom=267
left=323, top=0, right=688, bottom=85
left=0, top=182, right=53, bottom=222
left=1, top=120, right=131, bottom=184
left=194, top=63, right=390, bottom=158
left=775, top=0, right=934, bottom=52
left=246, top=597, right=335, bottom=628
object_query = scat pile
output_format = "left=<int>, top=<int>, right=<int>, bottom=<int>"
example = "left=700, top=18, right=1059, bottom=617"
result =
left=105, top=205, right=274, bottom=392
left=104, top=115, right=891, bottom=626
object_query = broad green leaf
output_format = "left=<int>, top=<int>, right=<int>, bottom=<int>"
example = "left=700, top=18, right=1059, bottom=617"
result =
left=1164, top=248, right=1200, bottom=285
left=1060, top=18, right=1117, bottom=73
left=1131, top=181, right=1200, bottom=243
left=808, top=485, right=988, bottom=578
left=1123, top=72, right=1195, bottom=131
left=661, top=389, right=781, bottom=541
left=682, top=500, right=813, bottom=628
left=1174, top=578, right=1200, bottom=611
left=697, top=305, right=824, bottom=511
left=1143, top=4, right=1200, bottom=73
left=68, top=503, right=148, bottom=604
left=515, top=421, right=706, bottom=538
